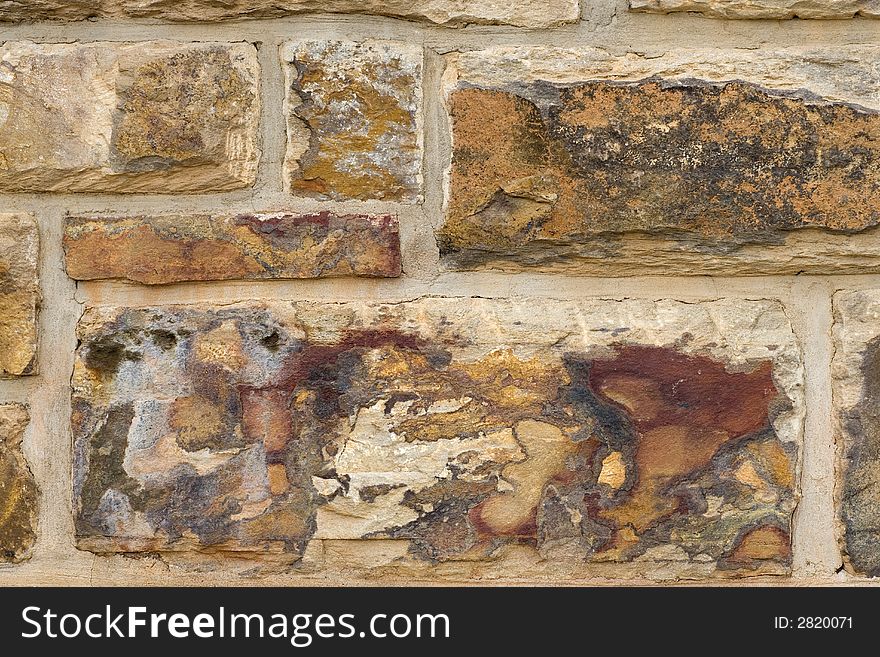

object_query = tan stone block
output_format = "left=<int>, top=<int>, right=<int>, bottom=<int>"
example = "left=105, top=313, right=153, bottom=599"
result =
left=630, top=0, right=879, bottom=19
left=0, top=403, right=37, bottom=563
left=283, top=40, right=422, bottom=202
left=440, top=46, right=880, bottom=275
left=0, top=213, right=38, bottom=377
left=64, top=212, right=401, bottom=284
left=73, top=297, right=801, bottom=579
left=0, top=0, right=580, bottom=27
left=0, top=41, right=259, bottom=193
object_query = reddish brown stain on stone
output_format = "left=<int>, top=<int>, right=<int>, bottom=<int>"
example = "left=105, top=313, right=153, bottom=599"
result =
left=587, top=346, right=778, bottom=536
left=71, top=304, right=796, bottom=572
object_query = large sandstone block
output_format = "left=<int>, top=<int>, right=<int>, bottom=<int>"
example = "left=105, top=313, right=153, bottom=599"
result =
left=0, top=41, right=259, bottom=193
left=0, top=0, right=580, bottom=27
left=0, top=213, right=38, bottom=377
left=72, top=298, right=802, bottom=579
left=283, top=40, right=423, bottom=203
left=64, top=212, right=401, bottom=284
left=440, top=46, right=880, bottom=275
left=0, top=403, right=38, bottom=563
left=833, top=290, right=880, bottom=576
left=630, top=0, right=879, bottom=18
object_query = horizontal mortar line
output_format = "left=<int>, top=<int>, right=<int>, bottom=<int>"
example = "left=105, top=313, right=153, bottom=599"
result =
left=69, top=274, right=880, bottom=310
left=0, top=195, right=424, bottom=217
left=0, top=559, right=875, bottom=586
left=70, top=273, right=825, bottom=307
left=1, top=17, right=878, bottom=48
left=0, top=382, right=38, bottom=401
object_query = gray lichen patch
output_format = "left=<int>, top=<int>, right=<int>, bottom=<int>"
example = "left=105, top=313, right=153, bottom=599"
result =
left=283, top=40, right=423, bottom=202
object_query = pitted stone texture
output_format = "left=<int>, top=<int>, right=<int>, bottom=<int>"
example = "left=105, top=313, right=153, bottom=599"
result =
left=0, top=214, right=38, bottom=377
left=440, top=46, right=880, bottom=275
left=832, top=290, right=880, bottom=576
left=0, top=0, right=580, bottom=26
left=0, top=403, right=37, bottom=563
left=630, top=0, right=879, bottom=18
left=0, top=41, right=259, bottom=193
left=284, top=41, right=422, bottom=203
left=73, top=298, right=801, bottom=579
left=64, top=212, right=401, bottom=285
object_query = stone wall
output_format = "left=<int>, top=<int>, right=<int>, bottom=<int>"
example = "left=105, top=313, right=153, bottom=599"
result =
left=0, top=0, right=878, bottom=585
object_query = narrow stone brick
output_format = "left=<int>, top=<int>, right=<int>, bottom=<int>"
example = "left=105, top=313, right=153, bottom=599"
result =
left=833, top=290, right=880, bottom=576
left=440, top=46, right=880, bottom=275
left=630, top=0, right=879, bottom=18
left=73, top=298, right=801, bottom=579
left=0, top=41, right=259, bottom=193
left=0, top=0, right=580, bottom=27
left=64, top=212, right=401, bottom=284
left=283, top=40, right=422, bottom=202
left=0, top=213, right=38, bottom=377
left=0, top=403, right=37, bottom=563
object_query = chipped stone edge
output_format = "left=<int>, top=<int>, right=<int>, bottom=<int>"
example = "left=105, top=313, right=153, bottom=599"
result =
left=628, top=0, right=880, bottom=20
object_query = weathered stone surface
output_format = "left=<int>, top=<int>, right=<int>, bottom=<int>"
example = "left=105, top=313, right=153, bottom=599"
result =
left=0, top=403, right=37, bottom=562
left=73, top=298, right=801, bottom=579
left=0, top=213, right=38, bottom=377
left=64, top=212, right=401, bottom=284
left=284, top=40, right=422, bottom=202
left=440, top=46, right=880, bottom=275
left=630, top=0, right=879, bottom=19
left=0, top=0, right=580, bottom=26
left=0, top=41, right=259, bottom=193
left=832, top=290, right=880, bottom=576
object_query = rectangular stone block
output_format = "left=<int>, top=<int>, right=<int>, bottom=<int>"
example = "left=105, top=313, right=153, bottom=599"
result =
left=0, top=403, right=37, bottom=563
left=630, top=0, right=879, bottom=18
left=73, top=297, right=802, bottom=580
left=0, top=213, right=38, bottom=377
left=283, top=40, right=422, bottom=203
left=440, top=46, right=880, bottom=275
left=0, top=0, right=580, bottom=27
left=833, top=290, right=880, bottom=576
left=0, top=41, right=259, bottom=193
left=64, top=212, right=401, bottom=284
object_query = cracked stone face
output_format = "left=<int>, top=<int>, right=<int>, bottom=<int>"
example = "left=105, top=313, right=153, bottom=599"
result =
left=0, top=41, right=259, bottom=193
left=440, top=46, right=880, bottom=275
left=64, top=212, right=401, bottom=284
left=629, top=0, right=879, bottom=18
left=283, top=40, right=422, bottom=202
left=0, top=213, right=38, bottom=377
left=72, top=298, right=802, bottom=578
left=0, top=0, right=580, bottom=26
left=832, top=290, right=880, bottom=576
left=0, top=403, right=38, bottom=563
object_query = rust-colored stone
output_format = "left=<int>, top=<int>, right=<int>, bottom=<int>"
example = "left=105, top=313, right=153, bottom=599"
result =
left=441, top=80, right=880, bottom=267
left=64, top=212, right=401, bottom=284
left=73, top=298, right=800, bottom=578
